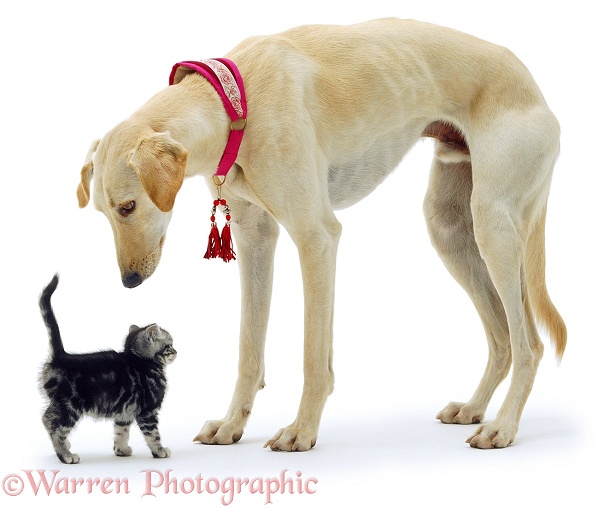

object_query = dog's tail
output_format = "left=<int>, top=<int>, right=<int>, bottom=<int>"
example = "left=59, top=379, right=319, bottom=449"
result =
left=39, top=274, right=66, bottom=359
left=526, top=211, right=567, bottom=361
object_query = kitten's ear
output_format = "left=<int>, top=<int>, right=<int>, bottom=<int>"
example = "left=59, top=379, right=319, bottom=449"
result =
left=129, top=325, right=141, bottom=334
left=146, top=324, right=160, bottom=341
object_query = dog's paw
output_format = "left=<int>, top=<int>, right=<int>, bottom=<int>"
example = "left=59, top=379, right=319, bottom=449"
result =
left=151, top=446, right=171, bottom=458
left=114, top=445, right=133, bottom=457
left=466, top=422, right=517, bottom=449
left=193, top=419, right=244, bottom=445
left=436, top=401, right=483, bottom=424
left=264, top=425, right=317, bottom=452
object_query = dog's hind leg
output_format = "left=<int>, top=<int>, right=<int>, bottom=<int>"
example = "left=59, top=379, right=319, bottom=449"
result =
left=462, top=111, right=561, bottom=448
left=194, top=198, right=280, bottom=445
left=424, top=155, right=512, bottom=427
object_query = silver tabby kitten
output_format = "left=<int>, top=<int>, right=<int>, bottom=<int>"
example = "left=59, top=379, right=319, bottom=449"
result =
left=39, top=274, right=177, bottom=464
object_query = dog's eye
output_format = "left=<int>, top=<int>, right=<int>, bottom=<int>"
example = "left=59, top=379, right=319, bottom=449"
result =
left=118, top=201, right=136, bottom=217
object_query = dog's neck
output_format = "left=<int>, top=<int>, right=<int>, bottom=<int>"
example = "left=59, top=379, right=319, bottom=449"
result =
left=169, top=60, right=247, bottom=179
left=129, top=77, right=235, bottom=178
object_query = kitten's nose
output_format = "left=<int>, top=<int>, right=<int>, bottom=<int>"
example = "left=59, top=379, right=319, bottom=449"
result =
left=122, top=272, right=143, bottom=288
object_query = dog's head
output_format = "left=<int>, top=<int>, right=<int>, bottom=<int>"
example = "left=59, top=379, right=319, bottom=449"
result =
left=77, top=125, right=188, bottom=288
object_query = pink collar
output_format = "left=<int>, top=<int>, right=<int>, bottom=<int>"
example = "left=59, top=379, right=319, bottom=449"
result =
left=169, top=58, right=247, bottom=177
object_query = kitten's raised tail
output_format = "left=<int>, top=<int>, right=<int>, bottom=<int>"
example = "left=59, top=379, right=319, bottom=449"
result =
left=39, top=274, right=65, bottom=358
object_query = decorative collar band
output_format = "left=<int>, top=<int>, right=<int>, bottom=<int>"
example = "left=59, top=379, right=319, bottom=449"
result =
left=169, top=58, right=247, bottom=177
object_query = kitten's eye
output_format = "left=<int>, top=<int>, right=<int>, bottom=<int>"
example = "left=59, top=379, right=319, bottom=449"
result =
left=118, top=201, right=136, bottom=217
left=163, top=345, right=176, bottom=357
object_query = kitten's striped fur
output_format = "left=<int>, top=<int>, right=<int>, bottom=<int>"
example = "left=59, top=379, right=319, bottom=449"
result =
left=39, top=274, right=176, bottom=463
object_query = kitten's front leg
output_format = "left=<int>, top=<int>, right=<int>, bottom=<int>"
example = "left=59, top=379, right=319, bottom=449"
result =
left=113, top=421, right=133, bottom=457
left=136, top=412, right=170, bottom=458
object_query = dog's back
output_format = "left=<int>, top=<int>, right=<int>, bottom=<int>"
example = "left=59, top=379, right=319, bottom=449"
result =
left=230, top=18, right=544, bottom=120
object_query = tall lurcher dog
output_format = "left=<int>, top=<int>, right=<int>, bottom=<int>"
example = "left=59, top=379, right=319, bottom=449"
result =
left=77, top=18, right=566, bottom=450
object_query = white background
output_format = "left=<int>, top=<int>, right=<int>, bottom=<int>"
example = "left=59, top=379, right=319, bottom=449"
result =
left=1, top=1, right=601, bottom=506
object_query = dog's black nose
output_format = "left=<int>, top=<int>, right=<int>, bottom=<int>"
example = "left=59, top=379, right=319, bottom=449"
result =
left=122, top=272, right=143, bottom=288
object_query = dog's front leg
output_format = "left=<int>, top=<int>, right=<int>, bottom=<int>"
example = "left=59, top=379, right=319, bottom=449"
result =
left=194, top=202, right=279, bottom=445
left=265, top=216, right=342, bottom=451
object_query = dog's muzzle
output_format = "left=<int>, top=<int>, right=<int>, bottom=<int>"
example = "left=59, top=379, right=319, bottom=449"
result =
left=122, top=272, right=143, bottom=288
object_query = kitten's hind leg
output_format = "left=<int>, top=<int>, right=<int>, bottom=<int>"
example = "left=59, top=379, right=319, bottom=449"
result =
left=136, top=412, right=170, bottom=458
left=113, top=421, right=133, bottom=457
left=43, top=405, right=80, bottom=464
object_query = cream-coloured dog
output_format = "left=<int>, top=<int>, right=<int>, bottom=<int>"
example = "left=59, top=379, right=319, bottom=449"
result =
left=77, top=18, right=566, bottom=450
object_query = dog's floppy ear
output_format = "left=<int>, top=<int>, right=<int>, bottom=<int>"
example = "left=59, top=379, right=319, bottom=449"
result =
left=128, top=132, right=188, bottom=212
left=77, top=139, right=100, bottom=208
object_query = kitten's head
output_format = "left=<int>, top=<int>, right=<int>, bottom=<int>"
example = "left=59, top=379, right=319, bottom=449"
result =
left=125, top=324, right=177, bottom=365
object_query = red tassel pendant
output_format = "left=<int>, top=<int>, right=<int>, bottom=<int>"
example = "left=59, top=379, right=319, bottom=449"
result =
left=203, top=220, right=222, bottom=259
left=203, top=184, right=236, bottom=262
left=220, top=222, right=236, bottom=262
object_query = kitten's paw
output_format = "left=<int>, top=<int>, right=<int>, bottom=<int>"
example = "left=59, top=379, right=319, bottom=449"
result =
left=58, top=452, right=80, bottom=464
left=114, top=446, right=133, bottom=457
left=151, top=447, right=171, bottom=458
